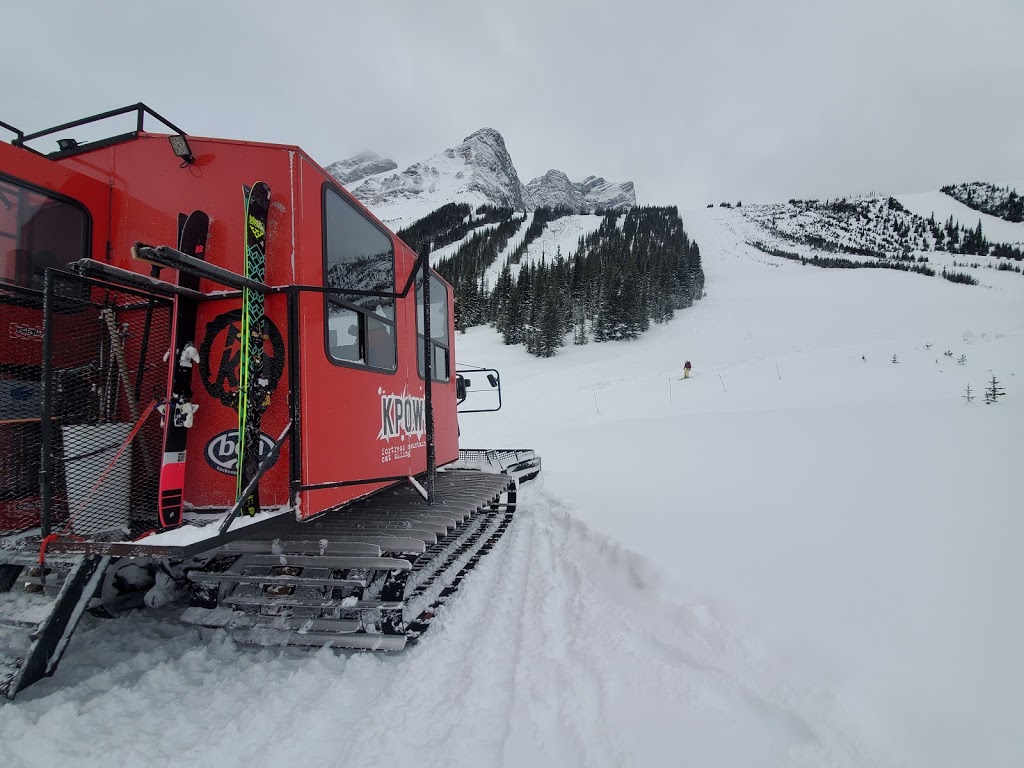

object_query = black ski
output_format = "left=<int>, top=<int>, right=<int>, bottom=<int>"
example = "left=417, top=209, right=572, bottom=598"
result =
left=236, top=183, right=271, bottom=517
left=158, top=210, right=209, bottom=528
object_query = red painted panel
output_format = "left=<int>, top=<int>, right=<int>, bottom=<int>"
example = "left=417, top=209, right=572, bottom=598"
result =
left=2, top=131, right=462, bottom=523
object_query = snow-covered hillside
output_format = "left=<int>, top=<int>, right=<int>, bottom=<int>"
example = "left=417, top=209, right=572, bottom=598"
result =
left=896, top=189, right=1024, bottom=246
left=937, top=181, right=1024, bottom=226
left=2, top=208, right=1020, bottom=768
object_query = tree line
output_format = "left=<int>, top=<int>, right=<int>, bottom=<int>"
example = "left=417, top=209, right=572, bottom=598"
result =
left=407, top=205, right=705, bottom=357
left=941, top=182, right=1023, bottom=223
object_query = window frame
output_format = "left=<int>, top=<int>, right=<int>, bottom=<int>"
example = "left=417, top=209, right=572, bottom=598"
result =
left=416, top=269, right=452, bottom=383
left=321, top=182, right=398, bottom=375
left=0, top=172, right=92, bottom=294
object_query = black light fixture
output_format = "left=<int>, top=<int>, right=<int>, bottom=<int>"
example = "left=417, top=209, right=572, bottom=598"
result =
left=168, top=134, right=194, bottom=165
left=56, top=138, right=79, bottom=151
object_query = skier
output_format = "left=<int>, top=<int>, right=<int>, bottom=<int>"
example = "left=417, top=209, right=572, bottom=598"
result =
left=683, top=360, right=692, bottom=379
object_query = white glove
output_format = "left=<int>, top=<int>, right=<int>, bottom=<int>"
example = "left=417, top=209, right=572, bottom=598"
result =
left=176, top=402, right=200, bottom=428
left=179, top=342, right=200, bottom=368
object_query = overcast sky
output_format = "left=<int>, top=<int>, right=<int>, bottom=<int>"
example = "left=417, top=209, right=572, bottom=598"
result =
left=6, top=0, right=1023, bottom=208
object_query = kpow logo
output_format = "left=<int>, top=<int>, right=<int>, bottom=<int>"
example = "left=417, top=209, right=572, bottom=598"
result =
left=378, top=389, right=425, bottom=442
left=205, top=430, right=278, bottom=475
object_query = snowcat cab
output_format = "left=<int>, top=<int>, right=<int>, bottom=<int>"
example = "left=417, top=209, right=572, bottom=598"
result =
left=0, top=104, right=539, bottom=698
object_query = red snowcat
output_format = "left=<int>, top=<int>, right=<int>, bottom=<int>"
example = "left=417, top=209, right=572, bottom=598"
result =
left=0, top=105, right=539, bottom=698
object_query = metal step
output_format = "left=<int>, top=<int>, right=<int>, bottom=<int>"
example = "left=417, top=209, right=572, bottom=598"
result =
left=0, top=555, right=109, bottom=699
left=180, top=607, right=361, bottom=634
left=186, top=562, right=410, bottom=589
left=218, top=541, right=382, bottom=557
left=222, top=554, right=403, bottom=570
left=221, top=536, right=428, bottom=554
left=221, top=594, right=404, bottom=611
left=326, top=520, right=450, bottom=536
left=231, top=628, right=407, bottom=651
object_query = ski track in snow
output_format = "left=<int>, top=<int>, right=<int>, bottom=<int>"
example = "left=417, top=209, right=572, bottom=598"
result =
left=0, top=486, right=875, bottom=768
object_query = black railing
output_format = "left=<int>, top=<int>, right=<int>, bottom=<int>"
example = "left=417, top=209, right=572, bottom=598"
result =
left=25, top=239, right=446, bottom=543
left=12, top=103, right=187, bottom=150
left=0, top=118, right=24, bottom=143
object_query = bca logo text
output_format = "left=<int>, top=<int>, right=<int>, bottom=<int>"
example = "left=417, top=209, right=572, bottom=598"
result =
left=205, top=430, right=278, bottom=475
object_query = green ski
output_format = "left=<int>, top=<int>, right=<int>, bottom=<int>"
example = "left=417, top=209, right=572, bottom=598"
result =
left=236, top=182, right=271, bottom=516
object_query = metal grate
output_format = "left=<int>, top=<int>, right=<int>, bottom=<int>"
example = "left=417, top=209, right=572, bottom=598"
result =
left=0, top=284, right=46, bottom=534
left=38, top=271, right=174, bottom=539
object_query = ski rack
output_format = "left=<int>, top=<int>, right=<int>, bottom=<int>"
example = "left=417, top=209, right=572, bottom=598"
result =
left=9, top=103, right=187, bottom=159
left=130, top=241, right=443, bottom=509
left=70, top=259, right=216, bottom=301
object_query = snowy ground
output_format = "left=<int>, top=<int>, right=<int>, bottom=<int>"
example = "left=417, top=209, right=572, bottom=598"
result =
left=895, top=187, right=1024, bottom=246
left=2, top=207, right=1022, bottom=768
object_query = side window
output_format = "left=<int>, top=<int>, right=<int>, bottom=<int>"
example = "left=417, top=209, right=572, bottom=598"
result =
left=0, top=175, right=88, bottom=292
left=323, top=184, right=396, bottom=371
left=416, top=271, right=451, bottom=382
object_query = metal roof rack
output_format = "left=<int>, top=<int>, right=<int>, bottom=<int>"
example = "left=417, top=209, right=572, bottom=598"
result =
left=9, top=103, right=187, bottom=158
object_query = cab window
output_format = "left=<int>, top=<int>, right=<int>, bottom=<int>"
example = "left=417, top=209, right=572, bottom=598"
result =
left=323, top=185, right=396, bottom=371
left=416, top=271, right=450, bottom=382
left=0, top=175, right=88, bottom=292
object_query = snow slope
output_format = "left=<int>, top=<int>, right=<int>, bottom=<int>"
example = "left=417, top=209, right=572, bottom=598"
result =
left=510, top=214, right=605, bottom=275
left=896, top=189, right=1024, bottom=245
left=2, top=208, right=1021, bottom=768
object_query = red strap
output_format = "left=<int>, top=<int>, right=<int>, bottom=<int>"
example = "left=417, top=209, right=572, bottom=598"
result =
left=38, top=532, right=85, bottom=565
left=38, top=534, right=61, bottom=565
left=64, top=399, right=157, bottom=531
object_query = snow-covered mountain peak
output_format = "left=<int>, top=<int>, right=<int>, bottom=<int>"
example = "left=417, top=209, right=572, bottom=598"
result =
left=335, top=129, right=635, bottom=228
left=523, top=171, right=636, bottom=213
left=344, top=127, right=526, bottom=224
left=447, top=127, right=526, bottom=209
left=578, top=175, right=636, bottom=211
left=525, top=169, right=583, bottom=211
left=324, top=151, right=397, bottom=185
left=450, top=127, right=509, bottom=162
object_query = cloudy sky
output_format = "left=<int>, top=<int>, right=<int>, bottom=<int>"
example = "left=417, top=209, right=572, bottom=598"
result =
left=6, top=0, right=1022, bottom=208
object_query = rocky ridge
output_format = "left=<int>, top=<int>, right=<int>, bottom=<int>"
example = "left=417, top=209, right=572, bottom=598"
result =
left=330, top=128, right=634, bottom=218
left=324, top=151, right=397, bottom=185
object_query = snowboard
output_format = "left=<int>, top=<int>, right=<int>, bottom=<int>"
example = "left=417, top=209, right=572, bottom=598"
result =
left=236, top=182, right=271, bottom=517
left=157, top=210, right=208, bottom=528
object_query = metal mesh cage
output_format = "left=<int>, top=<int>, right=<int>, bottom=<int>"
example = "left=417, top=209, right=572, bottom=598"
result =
left=0, top=283, right=46, bottom=534
left=38, top=271, right=174, bottom=540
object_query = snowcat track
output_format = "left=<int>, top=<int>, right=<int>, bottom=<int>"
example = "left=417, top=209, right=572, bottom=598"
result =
left=182, top=470, right=516, bottom=650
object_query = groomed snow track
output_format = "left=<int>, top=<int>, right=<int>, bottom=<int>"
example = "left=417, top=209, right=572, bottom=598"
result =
left=181, top=470, right=516, bottom=650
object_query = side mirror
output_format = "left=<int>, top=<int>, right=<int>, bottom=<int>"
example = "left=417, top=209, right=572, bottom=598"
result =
left=456, top=367, right=502, bottom=413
